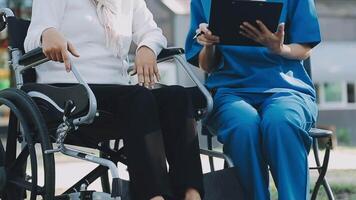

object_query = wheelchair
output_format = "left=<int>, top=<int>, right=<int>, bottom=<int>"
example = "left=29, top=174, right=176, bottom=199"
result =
left=0, top=8, right=223, bottom=200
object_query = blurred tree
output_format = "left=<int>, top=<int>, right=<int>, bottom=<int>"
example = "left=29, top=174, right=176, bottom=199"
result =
left=7, top=0, right=32, bottom=18
left=337, top=128, right=351, bottom=146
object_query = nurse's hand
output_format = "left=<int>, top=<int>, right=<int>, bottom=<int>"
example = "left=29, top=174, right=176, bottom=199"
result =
left=240, top=20, right=285, bottom=54
left=196, top=23, right=220, bottom=46
left=134, top=46, right=160, bottom=88
left=196, top=23, right=220, bottom=73
left=41, top=28, right=80, bottom=72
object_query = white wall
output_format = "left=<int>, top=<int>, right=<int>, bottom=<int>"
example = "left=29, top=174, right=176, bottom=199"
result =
left=174, top=15, right=206, bottom=86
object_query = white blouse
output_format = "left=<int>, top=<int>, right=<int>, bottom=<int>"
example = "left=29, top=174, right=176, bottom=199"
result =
left=24, top=0, right=167, bottom=85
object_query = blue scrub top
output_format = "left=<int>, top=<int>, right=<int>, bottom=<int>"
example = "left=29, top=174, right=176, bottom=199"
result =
left=185, top=0, right=321, bottom=98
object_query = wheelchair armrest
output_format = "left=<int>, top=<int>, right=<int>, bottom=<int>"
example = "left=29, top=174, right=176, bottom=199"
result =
left=18, top=47, right=48, bottom=67
left=158, top=47, right=213, bottom=118
left=127, top=47, right=184, bottom=73
left=17, top=47, right=97, bottom=126
left=168, top=51, right=213, bottom=118
left=157, top=47, right=185, bottom=62
left=309, top=128, right=333, bottom=138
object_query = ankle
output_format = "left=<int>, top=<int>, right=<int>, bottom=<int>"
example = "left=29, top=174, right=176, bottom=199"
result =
left=150, top=196, right=165, bottom=200
left=185, top=188, right=201, bottom=200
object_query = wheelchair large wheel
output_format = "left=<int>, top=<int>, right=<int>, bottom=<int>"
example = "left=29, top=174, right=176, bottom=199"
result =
left=0, top=89, right=55, bottom=200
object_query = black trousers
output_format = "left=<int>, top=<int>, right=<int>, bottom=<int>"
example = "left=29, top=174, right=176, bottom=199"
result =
left=60, top=84, right=204, bottom=200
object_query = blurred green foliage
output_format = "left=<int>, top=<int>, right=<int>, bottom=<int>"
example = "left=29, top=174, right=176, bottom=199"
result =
left=337, top=128, right=351, bottom=146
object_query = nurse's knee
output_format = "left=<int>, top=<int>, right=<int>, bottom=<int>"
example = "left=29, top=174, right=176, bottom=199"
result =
left=219, top=115, right=261, bottom=145
left=260, top=107, right=303, bottom=138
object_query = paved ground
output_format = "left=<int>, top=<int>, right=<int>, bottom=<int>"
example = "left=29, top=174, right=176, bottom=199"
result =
left=47, top=146, right=356, bottom=195
left=1, top=139, right=351, bottom=198
left=321, top=147, right=356, bottom=170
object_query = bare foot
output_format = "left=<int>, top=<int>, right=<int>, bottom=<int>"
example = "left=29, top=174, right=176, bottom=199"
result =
left=150, top=196, right=165, bottom=200
left=185, top=188, right=201, bottom=200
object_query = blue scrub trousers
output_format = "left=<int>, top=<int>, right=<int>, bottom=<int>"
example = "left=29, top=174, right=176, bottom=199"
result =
left=207, top=90, right=318, bottom=200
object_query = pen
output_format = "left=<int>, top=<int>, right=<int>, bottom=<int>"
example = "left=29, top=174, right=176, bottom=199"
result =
left=193, top=31, right=204, bottom=40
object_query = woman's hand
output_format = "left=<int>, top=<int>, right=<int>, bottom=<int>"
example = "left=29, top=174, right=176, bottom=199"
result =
left=134, top=46, right=160, bottom=88
left=41, top=28, right=80, bottom=72
left=240, top=20, right=285, bottom=54
left=196, top=23, right=220, bottom=47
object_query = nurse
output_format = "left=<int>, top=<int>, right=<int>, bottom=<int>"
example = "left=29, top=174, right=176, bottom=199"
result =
left=185, top=0, right=321, bottom=199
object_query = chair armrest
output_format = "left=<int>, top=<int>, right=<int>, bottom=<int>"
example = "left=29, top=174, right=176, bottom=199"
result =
left=157, top=47, right=185, bottom=61
left=127, top=47, right=185, bottom=73
left=155, top=47, right=214, bottom=118
left=172, top=53, right=213, bottom=118
left=19, top=47, right=184, bottom=70
left=309, top=128, right=333, bottom=138
left=18, top=47, right=48, bottom=67
left=158, top=47, right=213, bottom=118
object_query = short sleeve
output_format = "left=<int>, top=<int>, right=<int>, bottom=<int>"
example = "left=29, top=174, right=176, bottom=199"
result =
left=185, top=0, right=206, bottom=67
left=287, top=0, right=321, bottom=48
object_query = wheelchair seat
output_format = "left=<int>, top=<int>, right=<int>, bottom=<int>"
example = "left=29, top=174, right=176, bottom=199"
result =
left=21, top=83, right=89, bottom=122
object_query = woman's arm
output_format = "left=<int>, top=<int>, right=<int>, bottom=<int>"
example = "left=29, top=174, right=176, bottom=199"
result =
left=132, top=0, right=167, bottom=56
left=199, top=46, right=218, bottom=73
left=24, top=0, right=79, bottom=71
left=278, top=44, right=312, bottom=60
left=24, top=0, right=66, bottom=52
left=41, top=28, right=80, bottom=72
left=132, top=0, right=167, bottom=88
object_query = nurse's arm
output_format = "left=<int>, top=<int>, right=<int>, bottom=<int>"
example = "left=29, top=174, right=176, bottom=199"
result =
left=196, top=24, right=220, bottom=73
left=199, top=45, right=220, bottom=73
left=278, top=44, right=312, bottom=60
left=240, top=21, right=312, bottom=60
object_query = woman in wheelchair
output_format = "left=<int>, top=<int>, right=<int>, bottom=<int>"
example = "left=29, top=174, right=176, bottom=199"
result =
left=24, top=0, right=203, bottom=200
left=186, top=0, right=321, bottom=199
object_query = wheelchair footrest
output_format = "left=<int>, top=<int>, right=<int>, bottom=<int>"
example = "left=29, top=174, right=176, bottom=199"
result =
left=56, top=191, right=115, bottom=200
left=55, top=178, right=131, bottom=200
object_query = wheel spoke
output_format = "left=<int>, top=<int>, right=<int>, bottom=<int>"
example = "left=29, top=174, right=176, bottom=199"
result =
left=0, top=139, right=5, bottom=165
left=5, top=113, right=18, bottom=166
left=8, top=176, right=45, bottom=195
left=8, top=145, right=29, bottom=171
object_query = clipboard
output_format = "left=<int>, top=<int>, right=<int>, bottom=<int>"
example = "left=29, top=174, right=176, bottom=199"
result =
left=209, top=0, right=283, bottom=46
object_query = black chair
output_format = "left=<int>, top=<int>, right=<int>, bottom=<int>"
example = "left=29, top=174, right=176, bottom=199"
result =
left=199, top=50, right=335, bottom=200
left=0, top=8, right=215, bottom=200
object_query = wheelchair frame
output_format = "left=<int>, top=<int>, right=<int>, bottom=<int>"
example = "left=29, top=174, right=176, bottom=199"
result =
left=0, top=7, right=231, bottom=200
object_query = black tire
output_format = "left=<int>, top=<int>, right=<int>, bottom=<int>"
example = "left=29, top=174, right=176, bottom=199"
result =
left=0, top=134, right=6, bottom=192
left=0, top=88, right=55, bottom=200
